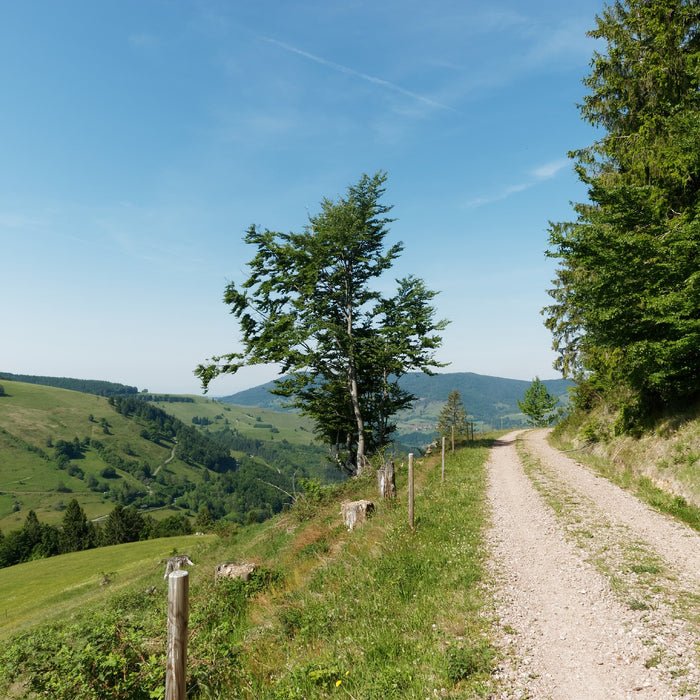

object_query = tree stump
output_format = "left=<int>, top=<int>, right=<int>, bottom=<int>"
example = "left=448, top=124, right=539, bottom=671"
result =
left=341, top=499, right=374, bottom=531
left=377, top=460, right=396, bottom=499
left=215, top=561, right=256, bottom=581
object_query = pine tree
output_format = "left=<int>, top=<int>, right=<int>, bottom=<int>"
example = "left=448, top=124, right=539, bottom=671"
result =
left=544, top=0, right=700, bottom=420
left=518, top=378, right=559, bottom=428
left=437, top=391, right=468, bottom=452
left=60, top=499, right=96, bottom=553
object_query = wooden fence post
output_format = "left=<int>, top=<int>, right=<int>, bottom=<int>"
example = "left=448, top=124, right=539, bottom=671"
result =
left=377, top=459, right=396, bottom=499
left=441, top=436, right=446, bottom=484
left=408, top=453, right=414, bottom=531
left=166, top=570, right=189, bottom=700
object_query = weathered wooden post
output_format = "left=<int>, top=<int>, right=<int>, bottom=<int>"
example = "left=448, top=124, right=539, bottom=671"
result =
left=441, top=436, right=446, bottom=484
left=377, top=459, right=396, bottom=499
left=408, top=453, right=414, bottom=530
left=166, top=570, right=189, bottom=700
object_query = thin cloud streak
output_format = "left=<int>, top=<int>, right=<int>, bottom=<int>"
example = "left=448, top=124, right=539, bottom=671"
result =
left=532, top=158, right=569, bottom=179
left=463, top=158, right=570, bottom=209
left=258, top=34, right=457, bottom=113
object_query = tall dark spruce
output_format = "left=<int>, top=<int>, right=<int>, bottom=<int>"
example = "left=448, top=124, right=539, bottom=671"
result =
left=544, top=0, right=700, bottom=423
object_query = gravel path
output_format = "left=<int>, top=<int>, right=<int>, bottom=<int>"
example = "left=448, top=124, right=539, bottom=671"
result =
left=486, top=430, right=700, bottom=699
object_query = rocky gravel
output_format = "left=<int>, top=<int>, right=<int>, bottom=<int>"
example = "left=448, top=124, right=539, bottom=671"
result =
left=486, top=429, right=700, bottom=699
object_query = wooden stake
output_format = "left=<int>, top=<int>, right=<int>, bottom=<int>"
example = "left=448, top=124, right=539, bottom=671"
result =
left=441, top=436, right=446, bottom=484
left=166, top=570, right=189, bottom=700
left=408, top=453, right=414, bottom=531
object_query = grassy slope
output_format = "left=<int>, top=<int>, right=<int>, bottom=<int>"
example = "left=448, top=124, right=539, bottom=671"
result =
left=0, top=381, right=205, bottom=530
left=0, top=381, right=196, bottom=529
left=0, top=382, right=321, bottom=531
left=2, top=417, right=698, bottom=697
left=0, top=439, right=499, bottom=698
left=0, top=534, right=217, bottom=639
left=151, top=396, right=318, bottom=449
left=550, top=404, right=700, bottom=523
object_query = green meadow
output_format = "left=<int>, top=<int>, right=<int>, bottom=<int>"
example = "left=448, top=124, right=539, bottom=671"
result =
left=152, top=395, right=318, bottom=447
left=0, top=534, right=217, bottom=639
left=0, top=440, right=500, bottom=698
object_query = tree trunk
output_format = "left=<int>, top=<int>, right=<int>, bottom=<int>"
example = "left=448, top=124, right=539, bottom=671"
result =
left=348, top=360, right=366, bottom=475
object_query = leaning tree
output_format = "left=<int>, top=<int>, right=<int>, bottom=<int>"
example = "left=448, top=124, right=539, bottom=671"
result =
left=196, top=171, right=447, bottom=475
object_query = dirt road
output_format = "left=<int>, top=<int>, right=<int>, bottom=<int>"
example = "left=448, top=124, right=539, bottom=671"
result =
left=487, top=430, right=700, bottom=699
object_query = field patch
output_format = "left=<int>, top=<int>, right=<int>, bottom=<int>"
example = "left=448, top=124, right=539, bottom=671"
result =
left=0, top=534, right=216, bottom=639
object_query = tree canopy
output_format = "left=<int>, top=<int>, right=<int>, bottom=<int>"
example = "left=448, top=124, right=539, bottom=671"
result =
left=544, top=0, right=700, bottom=424
left=196, top=172, right=447, bottom=474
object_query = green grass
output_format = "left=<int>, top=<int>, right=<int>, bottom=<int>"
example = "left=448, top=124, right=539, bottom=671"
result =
left=550, top=411, right=700, bottom=534
left=0, top=382, right=324, bottom=531
left=0, top=534, right=217, bottom=639
left=0, top=440, right=499, bottom=698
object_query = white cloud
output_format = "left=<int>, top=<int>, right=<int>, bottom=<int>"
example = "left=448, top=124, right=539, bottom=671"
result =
left=463, top=181, right=533, bottom=210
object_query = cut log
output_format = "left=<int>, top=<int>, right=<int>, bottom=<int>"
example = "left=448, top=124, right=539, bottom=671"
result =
left=215, top=561, right=256, bottom=581
left=341, top=499, right=374, bottom=531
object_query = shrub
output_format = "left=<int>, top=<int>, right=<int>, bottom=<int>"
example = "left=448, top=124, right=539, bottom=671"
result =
left=446, top=641, right=494, bottom=683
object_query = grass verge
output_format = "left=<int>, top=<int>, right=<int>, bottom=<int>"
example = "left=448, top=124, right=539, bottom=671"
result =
left=0, top=440, right=497, bottom=698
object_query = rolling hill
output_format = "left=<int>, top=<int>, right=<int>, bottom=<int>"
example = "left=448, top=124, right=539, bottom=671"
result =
left=0, top=381, right=333, bottom=535
left=218, top=371, right=574, bottom=441
left=0, top=370, right=572, bottom=534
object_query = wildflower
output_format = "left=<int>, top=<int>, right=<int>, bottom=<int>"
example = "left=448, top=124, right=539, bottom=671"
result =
left=336, top=679, right=342, bottom=687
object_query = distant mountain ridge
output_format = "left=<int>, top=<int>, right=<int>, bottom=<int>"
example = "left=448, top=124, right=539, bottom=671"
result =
left=218, top=371, right=574, bottom=426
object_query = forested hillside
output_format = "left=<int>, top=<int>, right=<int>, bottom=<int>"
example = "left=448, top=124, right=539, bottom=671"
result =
left=0, top=382, right=337, bottom=569
left=0, top=372, right=139, bottom=397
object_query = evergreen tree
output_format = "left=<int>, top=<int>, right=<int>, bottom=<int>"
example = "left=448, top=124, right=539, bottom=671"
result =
left=22, top=510, right=59, bottom=560
left=0, top=530, right=30, bottom=568
left=60, top=499, right=96, bottom=553
left=437, top=390, right=469, bottom=451
left=100, top=504, right=146, bottom=546
left=544, top=0, right=700, bottom=421
left=518, top=378, right=560, bottom=428
left=194, top=506, right=215, bottom=532
left=22, top=510, right=43, bottom=551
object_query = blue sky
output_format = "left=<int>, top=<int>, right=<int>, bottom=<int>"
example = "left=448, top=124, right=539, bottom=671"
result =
left=1, top=0, right=605, bottom=395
